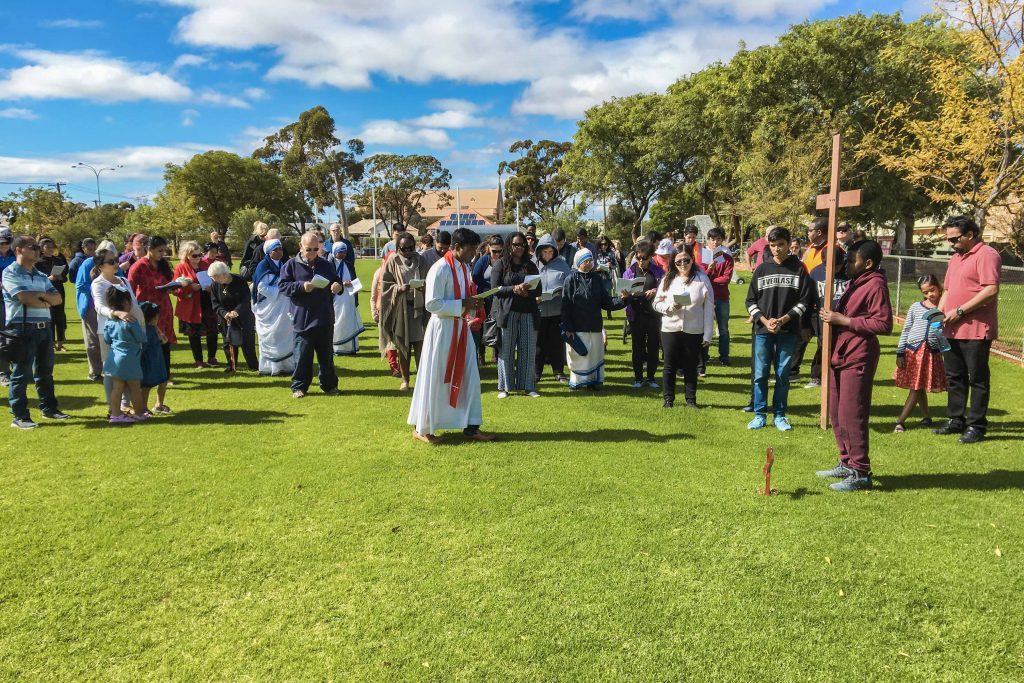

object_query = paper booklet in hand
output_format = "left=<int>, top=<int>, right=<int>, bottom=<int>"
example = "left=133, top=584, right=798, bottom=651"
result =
left=539, top=287, right=562, bottom=302
left=50, top=264, right=66, bottom=277
left=524, top=274, right=541, bottom=289
left=195, top=271, right=213, bottom=290
left=408, top=278, right=425, bottom=289
left=348, top=278, right=364, bottom=293
left=310, top=274, right=330, bottom=289
left=474, top=286, right=501, bottom=299
left=615, top=277, right=645, bottom=295
left=673, top=291, right=692, bottom=307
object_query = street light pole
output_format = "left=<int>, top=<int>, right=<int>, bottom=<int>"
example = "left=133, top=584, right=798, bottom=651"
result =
left=72, top=162, right=122, bottom=207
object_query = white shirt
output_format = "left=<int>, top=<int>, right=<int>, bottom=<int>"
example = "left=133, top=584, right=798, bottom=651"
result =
left=653, top=271, right=715, bottom=342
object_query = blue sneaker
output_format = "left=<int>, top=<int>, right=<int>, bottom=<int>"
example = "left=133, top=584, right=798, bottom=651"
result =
left=747, top=415, right=767, bottom=430
left=816, top=463, right=855, bottom=479
left=774, top=415, right=792, bottom=432
left=829, top=472, right=873, bottom=492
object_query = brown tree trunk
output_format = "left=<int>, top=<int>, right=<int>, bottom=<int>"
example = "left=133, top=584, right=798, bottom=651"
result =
left=898, top=207, right=915, bottom=254
left=334, top=172, right=350, bottom=240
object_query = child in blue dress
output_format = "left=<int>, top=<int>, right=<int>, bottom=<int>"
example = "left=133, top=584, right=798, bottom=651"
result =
left=102, top=287, right=147, bottom=425
left=139, top=302, right=171, bottom=415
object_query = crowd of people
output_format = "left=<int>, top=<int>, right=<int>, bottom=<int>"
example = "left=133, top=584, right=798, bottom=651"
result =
left=0, top=214, right=1004, bottom=492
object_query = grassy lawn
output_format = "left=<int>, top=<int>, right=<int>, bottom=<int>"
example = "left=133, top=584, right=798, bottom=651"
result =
left=2, top=260, right=1022, bottom=681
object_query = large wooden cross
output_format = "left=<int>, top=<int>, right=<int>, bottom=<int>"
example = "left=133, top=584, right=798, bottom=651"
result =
left=815, top=133, right=862, bottom=429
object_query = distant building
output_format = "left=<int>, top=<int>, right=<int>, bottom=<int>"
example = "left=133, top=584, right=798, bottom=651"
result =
left=418, top=188, right=502, bottom=223
left=425, top=208, right=494, bottom=235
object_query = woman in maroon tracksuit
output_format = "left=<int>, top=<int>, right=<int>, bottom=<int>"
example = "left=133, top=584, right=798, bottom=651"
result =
left=816, top=240, right=893, bottom=492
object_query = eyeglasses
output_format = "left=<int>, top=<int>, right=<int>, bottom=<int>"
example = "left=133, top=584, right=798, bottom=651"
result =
left=836, top=227, right=849, bottom=233
left=399, top=246, right=415, bottom=252
left=188, top=253, right=201, bottom=258
left=637, top=255, right=651, bottom=261
left=491, top=249, right=503, bottom=256
left=511, top=243, right=526, bottom=249
left=21, top=244, right=40, bottom=251
left=102, top=259, right=118, bottom=266
left=675, top=259, right=692, bottom=266
left=948, top=234, right=964, bottom=244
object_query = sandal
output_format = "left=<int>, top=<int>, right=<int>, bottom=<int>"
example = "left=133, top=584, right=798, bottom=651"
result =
left=893, top=423, right=905, bottom=433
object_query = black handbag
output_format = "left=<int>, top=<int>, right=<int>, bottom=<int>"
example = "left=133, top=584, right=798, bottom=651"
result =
left=0, top=298, right=30, bottom=363
left=482, top=316, right=501, bottom=348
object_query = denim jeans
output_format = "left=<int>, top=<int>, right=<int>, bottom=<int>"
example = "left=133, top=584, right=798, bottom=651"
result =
left=7, top=324, right=59, bottom=421
left=714, top=298, right=731, bottom=361
left=752, top=332, right=797, bottom=418
left=291, top=325, right=338, bottom=393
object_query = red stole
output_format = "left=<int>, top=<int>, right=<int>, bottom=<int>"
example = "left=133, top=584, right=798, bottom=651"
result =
left=442, top=251, right=476, bottom=408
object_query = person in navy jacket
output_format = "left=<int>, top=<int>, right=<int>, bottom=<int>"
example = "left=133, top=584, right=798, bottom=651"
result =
left=278, top=232, right=344, bottom=398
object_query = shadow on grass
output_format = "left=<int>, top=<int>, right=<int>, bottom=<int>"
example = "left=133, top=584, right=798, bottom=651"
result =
left=879, top=470, right=1024, bottom=491
left=80, top=408, right=292, bottom=428
left=494, top=428, right=688, bottom=443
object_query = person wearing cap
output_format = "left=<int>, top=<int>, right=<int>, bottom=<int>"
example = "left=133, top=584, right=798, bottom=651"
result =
left=560, top=248, right=630, bottom=390
left=329, top=241, right=364, bottom=355
left=0, top=228, right=15, bottom=386
left=3, top=235, right=70, bottom=429
left=652, top=238, right=674, bottom=273
left=420, top=230, right=451, bottom=270
left=524, top=230, right=538, bottom=258
left=36, top=238, right=69, bottom=351
left=251, top=238, right=295, bottom=376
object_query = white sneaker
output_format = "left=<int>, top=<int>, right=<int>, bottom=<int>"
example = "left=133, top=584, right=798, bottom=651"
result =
left=11, top=418, right=38, bottom=430
left=497, top=391, right=509, bottom=399
left=647, top=381, right=659, bottom=390
left=527, top=391, right=541, bottom=398
left=631, top=381, right=643, bottom=389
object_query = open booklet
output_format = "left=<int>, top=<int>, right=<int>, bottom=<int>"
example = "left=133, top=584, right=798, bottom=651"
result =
left=673, top=291, right=692, bottom=307
left=473, top=286, right=501, bottom=299
left=539, top=287, right=563, bottom=302
left=614, top=277, right=645, bottom=296
left=50, top=264, right=67, bottom=277
left=195, top=271, right=213, bottom=290
left=407, top=278, right=425, bottom=289
left=348, top=277, right=364, bottom=293
left=310, top=274, right=331, bottom=289
left=524, top=274, right=541, bottom=289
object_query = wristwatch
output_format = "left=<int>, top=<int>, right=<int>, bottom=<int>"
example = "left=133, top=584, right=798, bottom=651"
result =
left=956, top=306, right=965, bottom=317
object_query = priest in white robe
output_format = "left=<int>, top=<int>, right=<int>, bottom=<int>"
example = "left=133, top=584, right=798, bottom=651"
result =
left=408, top=228, right=495, bottom=444
left=251, top=239, right=296, bottom=375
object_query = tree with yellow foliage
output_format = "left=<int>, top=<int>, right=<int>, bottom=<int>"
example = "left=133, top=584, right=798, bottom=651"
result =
left=867, top=0, right=1024, bottom=236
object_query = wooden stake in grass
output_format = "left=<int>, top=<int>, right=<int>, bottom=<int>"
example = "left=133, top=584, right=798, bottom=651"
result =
left=763, top=446, right=774, bottom=496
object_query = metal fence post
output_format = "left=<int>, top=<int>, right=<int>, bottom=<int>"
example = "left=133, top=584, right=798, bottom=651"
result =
left=895, top=256, right=903, bottom=315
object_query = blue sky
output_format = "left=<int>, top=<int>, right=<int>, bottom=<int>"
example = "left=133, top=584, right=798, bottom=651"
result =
left=1, top=0, right=927, bottom=217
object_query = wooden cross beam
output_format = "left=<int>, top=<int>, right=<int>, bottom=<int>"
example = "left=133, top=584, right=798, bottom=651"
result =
left=815, top=133, right=863, bottom=430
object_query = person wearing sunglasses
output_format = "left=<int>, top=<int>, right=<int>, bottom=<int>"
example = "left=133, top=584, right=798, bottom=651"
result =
left=3, top=235, right=70, bottom=428
left=173, top=240, right=219, bottom=369
left=490, top=232, right=542, bottom=398
left=932, top=215, right=1002, bottom=444
left=654, top=249, right=714, bottom=408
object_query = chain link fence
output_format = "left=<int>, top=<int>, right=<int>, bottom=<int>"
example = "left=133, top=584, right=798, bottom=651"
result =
left=888, top=255, right=1024, bottom=364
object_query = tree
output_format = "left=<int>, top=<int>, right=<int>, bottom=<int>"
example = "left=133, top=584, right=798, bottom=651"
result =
left=165, top=151, right=301, bottom=236
left=1, top=187, right=85, bottom=234
left=355, top=154, right=451, bottom=230
left=53, top=204, right=133, bottom=250
left=867, top=1, right=1024, bottom=235
left=564, top=93, right=691, bottom=241
left=498, top=139, right=573, bottom=224
left=253, top=106, right=364, bottom=238
left=645, top=184, right=707, bottom=238
left=228, top=206, right=287, bottom=254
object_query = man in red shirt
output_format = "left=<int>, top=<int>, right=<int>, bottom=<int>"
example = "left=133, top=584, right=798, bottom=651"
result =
left=704, top=227, right=734, bottom=366
left=934, top=216, right=1001, bottom=444
left=745, top=227, right=771, bottom=271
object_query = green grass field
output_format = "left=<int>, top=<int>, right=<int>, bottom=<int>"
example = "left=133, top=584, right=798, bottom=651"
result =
left=2, top=260, right=1022, bottom=681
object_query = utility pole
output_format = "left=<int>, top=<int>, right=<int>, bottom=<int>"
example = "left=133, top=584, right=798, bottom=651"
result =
left=72, top=162, right=121, bottom=207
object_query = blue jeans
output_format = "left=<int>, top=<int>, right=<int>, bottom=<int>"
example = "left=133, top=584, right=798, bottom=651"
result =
left=714, top=298, right=731, bottom=361
left=291, top=325, right=338, bottom=393
left=7, top=324, right=59, bottom=420
left=752, top=332, right=797, bottom=418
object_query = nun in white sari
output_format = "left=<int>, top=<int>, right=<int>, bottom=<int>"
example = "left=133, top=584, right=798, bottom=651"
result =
left=560, top=249, right=628, bottom=390
left=330, top=241, right=364, bottom=355
left=251, top=239, right=295, bottom=375
left=408, top=232, right=495, bottom=444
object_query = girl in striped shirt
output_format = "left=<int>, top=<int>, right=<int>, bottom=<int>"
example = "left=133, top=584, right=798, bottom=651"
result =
left=893, top=274, right=948, bottom=432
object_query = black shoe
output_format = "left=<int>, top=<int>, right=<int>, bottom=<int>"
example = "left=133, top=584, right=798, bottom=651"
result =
left=959, top=427, right=985, bottom=444
left=42, top=411, right=71, bottom=420
left=685, top=400, right=699, bottom=408
left=920, top=416, right=934, bottom=427
left=720, top=358, right=731, bottom=366
left=663, top=398, right=674, bottom=408
left=933, top=421, right=964, bottom=436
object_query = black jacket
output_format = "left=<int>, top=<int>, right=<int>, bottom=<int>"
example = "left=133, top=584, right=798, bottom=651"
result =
left=490, top=258, right=540, bottom=328
left=561, top=270, right=624, bottom=333
left=744, top=254, right=815, bottom=336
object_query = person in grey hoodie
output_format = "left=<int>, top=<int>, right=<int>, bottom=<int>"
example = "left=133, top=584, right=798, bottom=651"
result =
left=533, top=234, right=571, bottom=383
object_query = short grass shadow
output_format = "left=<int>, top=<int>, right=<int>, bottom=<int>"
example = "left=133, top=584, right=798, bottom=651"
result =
left=878, top=469, right=1024, bottom=491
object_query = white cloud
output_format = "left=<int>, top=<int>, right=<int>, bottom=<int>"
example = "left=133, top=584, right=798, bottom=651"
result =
left=358, top=120, right=453, bottom=149
left=0, top=48, right=192, bottom=103
left=160, top=0, right=816, bottom=119
left=426, top=99, right=481, bottom=113
left=171, top=53, right=208, bottom=71
left=181, top=109, right=200, bottom=126
left=0, top=48, right=258, bottom=109
left=0, top=107, right=38, bottom=120
left=243, top=87, right=268, bottom=101
left=0, top=144, right=214, bottom=182
left=40, top=18, right=104, bottom=29
left=407, top=110, right=485, bottom=129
